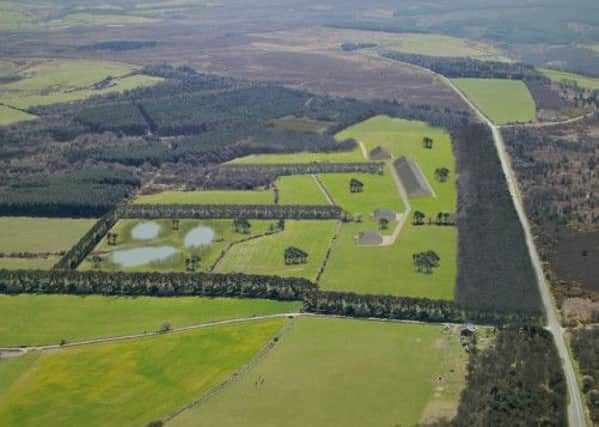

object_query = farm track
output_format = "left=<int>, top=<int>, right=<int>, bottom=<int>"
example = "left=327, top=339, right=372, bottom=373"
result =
left=499, top=112, right=594, bottom=129
left=380, top=161, right=412, bottom=247
left=440, top=75, right=588, bottom=427
left=311, top=174, right=335, bottom=205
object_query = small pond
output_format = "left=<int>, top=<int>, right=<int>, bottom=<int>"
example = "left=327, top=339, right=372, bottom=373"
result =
left=131, top=222, right=161, bottom=240
left=111, top=246, right=176, bottom=267
left=184, top=226, right=215, bottom=248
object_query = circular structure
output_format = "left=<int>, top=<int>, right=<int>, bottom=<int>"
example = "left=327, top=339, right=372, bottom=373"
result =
left=184, top=226, right=215, bottom=248
left=130, top=222, right=161, bottom=240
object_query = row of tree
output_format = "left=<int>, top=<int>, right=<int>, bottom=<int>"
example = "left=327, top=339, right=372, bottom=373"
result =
left=121, top=204, right=343, bottom=220
left=0, top=270, right=315, bottom=301
left=220, top=162, right=384, bottom=177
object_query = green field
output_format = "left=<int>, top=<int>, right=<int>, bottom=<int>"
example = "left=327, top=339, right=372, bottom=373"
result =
left=452, top=78, right=537, bottom=124
left=0, top=217, right=96, bottom=253
left=79, top=219, right=275, bottom=273
left=320, top=116, right=457, bottom=298
left=0, top=104, right=36, bottom=126
left=275, top=175, right=328, bottom=205
left=369, top=32, right=509, bottom=61
left=0, top=257, right=58, bottom=270
left=170, top=317, right=467, bottom=427
left=0, top=294, right=299, bottom=345
left=318, top=168, right=405, bottom=216
left=0, top=59, right=162, bottom=109
left=0, top=319, right=286, bottom=427
left=540, top=68, right=599, bottom=90
left=134, top=189, right=274, bottom=205
left=215, top=220, right=337, bottom=280
left=229, top=147, right=364, bottom=164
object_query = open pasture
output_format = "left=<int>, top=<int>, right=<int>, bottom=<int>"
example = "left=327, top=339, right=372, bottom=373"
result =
left=0, top=59, right=162, bottom=109
left=540, top=68, right=599, bottom=90
left=170, top=317, right=467, bottom=427
left=0, top=319, right=286, bottom=427
left=215, top=220, right=337, bottom=280
left=0, top=257, right=59, bottom=271
left=134, top=189, right=274, bottom=205
left=318, top=168, right=405, bottom=218
left=275, top=175, right=328, bottom=205
left=452, top=78, right=537, bottom=124
left=229, top=147, right=364, bottom=164
left=0, top=294, right=299, bottom=346
left=0, top=217, right=95, bottom=254
left=80, top=218, right=274, bottom=273
left=0, top=105, right=36, bottom=126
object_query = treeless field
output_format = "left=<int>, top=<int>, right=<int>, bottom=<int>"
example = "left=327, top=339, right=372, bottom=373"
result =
left=275, top=175, right=327, bottom=205
left=170, top=317, right=467, bottom=427
left=0, top=104, right=36, bottom=126
left=0, top=217, right=95, bottom=253
left=0, top=257, right=58, bottom=270
left=0, top=294, right=299, bottom=345
left=540, top=68, right=599, bottom=90
left=134, top=189, right=274, bottom=205
left=0, top=319, right=286, bottom=427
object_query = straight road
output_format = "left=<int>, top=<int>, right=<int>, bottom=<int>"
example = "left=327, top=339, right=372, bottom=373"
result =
left=442, top=76, right=587, bottom=427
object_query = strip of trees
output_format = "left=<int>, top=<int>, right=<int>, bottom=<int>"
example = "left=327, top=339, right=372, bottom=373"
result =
left=220, top=162, right=384, bottom=176
left=121, top=204, right=343, bottom=220
left=0, top=270, right=315, bottom=301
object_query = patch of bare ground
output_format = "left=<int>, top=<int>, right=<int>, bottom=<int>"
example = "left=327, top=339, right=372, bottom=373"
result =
left=562, top=297, right=599, bottom=326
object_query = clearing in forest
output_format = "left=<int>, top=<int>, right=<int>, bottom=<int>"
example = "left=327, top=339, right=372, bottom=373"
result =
left=0, top=319, right=286, bottom=427
left=169, top=317, right=467, bottom=427
left=275, top=175, right=328, bottom=205
left=215, top=220, right=337, bottom=281
left=134, top=189, right=274, bottom=205
left=540, top=68, right=599, bottom=90
left=228, top=148, right=364, bottom=164
left=0, top=104, right=36, bottom=126
left=451, top=78, right=536, bottom=124
left=79, top=218, right=275, bottom=273
left=0, top=59, right=162, bottom=110
left=0, top=294, right=300, bottom=346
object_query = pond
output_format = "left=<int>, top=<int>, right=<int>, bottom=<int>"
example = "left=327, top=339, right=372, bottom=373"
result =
left=184, top=226, right=215, bottom=248
left=131, top=222, right=161, bottom=240
left=111, top=246, right=177, bottom=267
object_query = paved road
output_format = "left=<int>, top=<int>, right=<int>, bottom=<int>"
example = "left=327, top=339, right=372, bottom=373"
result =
left=442, top=76, right=588, bottom=427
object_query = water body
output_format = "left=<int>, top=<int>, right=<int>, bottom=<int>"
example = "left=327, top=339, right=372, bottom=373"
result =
left=184, top=226, right=215, bottom=248
left=111, top=246, right=176, bottom=267
left=131, top=222, right=161, bottom=240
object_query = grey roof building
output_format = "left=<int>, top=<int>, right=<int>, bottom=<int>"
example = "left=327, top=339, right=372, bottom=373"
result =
left=394, top=156, right=434, bottom=198
left=373, top=208, right=397, bottom=222
left=355, top=231, right=383, bottom=246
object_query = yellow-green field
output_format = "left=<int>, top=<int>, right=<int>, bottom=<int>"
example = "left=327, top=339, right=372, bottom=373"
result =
left=0, top=217, right=95, bottom=253
left=452, top=78, right=537, bottom=124
left=0, top=59, right=162, bottom=109
left=0, top=104, right=36, bottom=126
left=0, top=294, right=299, bottom=345
left=229, top=148, right=364, bottom=164
left=134, top=189, right=274, bottom=205
left=319, top=116, right=457, bottom=298
left=318, top=168, right=405, bottom=216
left=215, top=220, right=337, bottom=280
left=0, top=319, right=286, bottom=427
left=275, top=175, right=328, bottom=205
left=79, top=218, right=275, bottom=273
left=170, top=317, right=467, bottom=427
left=0, top=257, right=58, bottom=270
left=540, top=68, right=599, bottom=90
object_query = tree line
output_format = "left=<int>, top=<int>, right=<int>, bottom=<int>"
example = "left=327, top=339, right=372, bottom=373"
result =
left=121, top=204, right=343, bottom=220
left=220, top=162, right=384, bottom=176
left=0, top=270, right=315, bottom=301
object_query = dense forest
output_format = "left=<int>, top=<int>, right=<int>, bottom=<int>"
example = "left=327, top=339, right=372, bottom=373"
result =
left=571, top=327, right=599, bottom=424
left=452, top=124, right=541, bottom=313
left=427, top=326, right=567, bottom=427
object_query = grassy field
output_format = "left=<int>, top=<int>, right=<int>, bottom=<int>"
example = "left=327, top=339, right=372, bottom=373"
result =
left=275, top=175, right=328, bottom=205
left=452, top=78, right=536, bottom=124
left=0, top=59, right=162, bottom=109
left=79, top=219, right=274, bottom=273
left=320, top=116, right=457, bottom=298
left=271, top=115, right=333, bottom=133
left=0, top=319, right=286, bottom=427
left=371, top=32, right=509, bottom=61
left=229, top=147, right=364, bottom=164
left=0, top=257, right=58, bottom=270
left=134, top=189, right=274, bottom=205
left=215, top=220, right=337, bottom=280
left=0, top=294, right=299, bottom=345
left=540, top=68, right=599, bottom=90
left=318, top=168, right=405, bottom=216
left=0, top=217, right=96, bottom=253
left=170, top=317, right=467, bottom=427
left=0, top=104, right=37, bottom=126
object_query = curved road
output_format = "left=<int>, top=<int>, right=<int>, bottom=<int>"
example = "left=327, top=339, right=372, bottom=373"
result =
left=441, top=76, right=587, bottom=427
